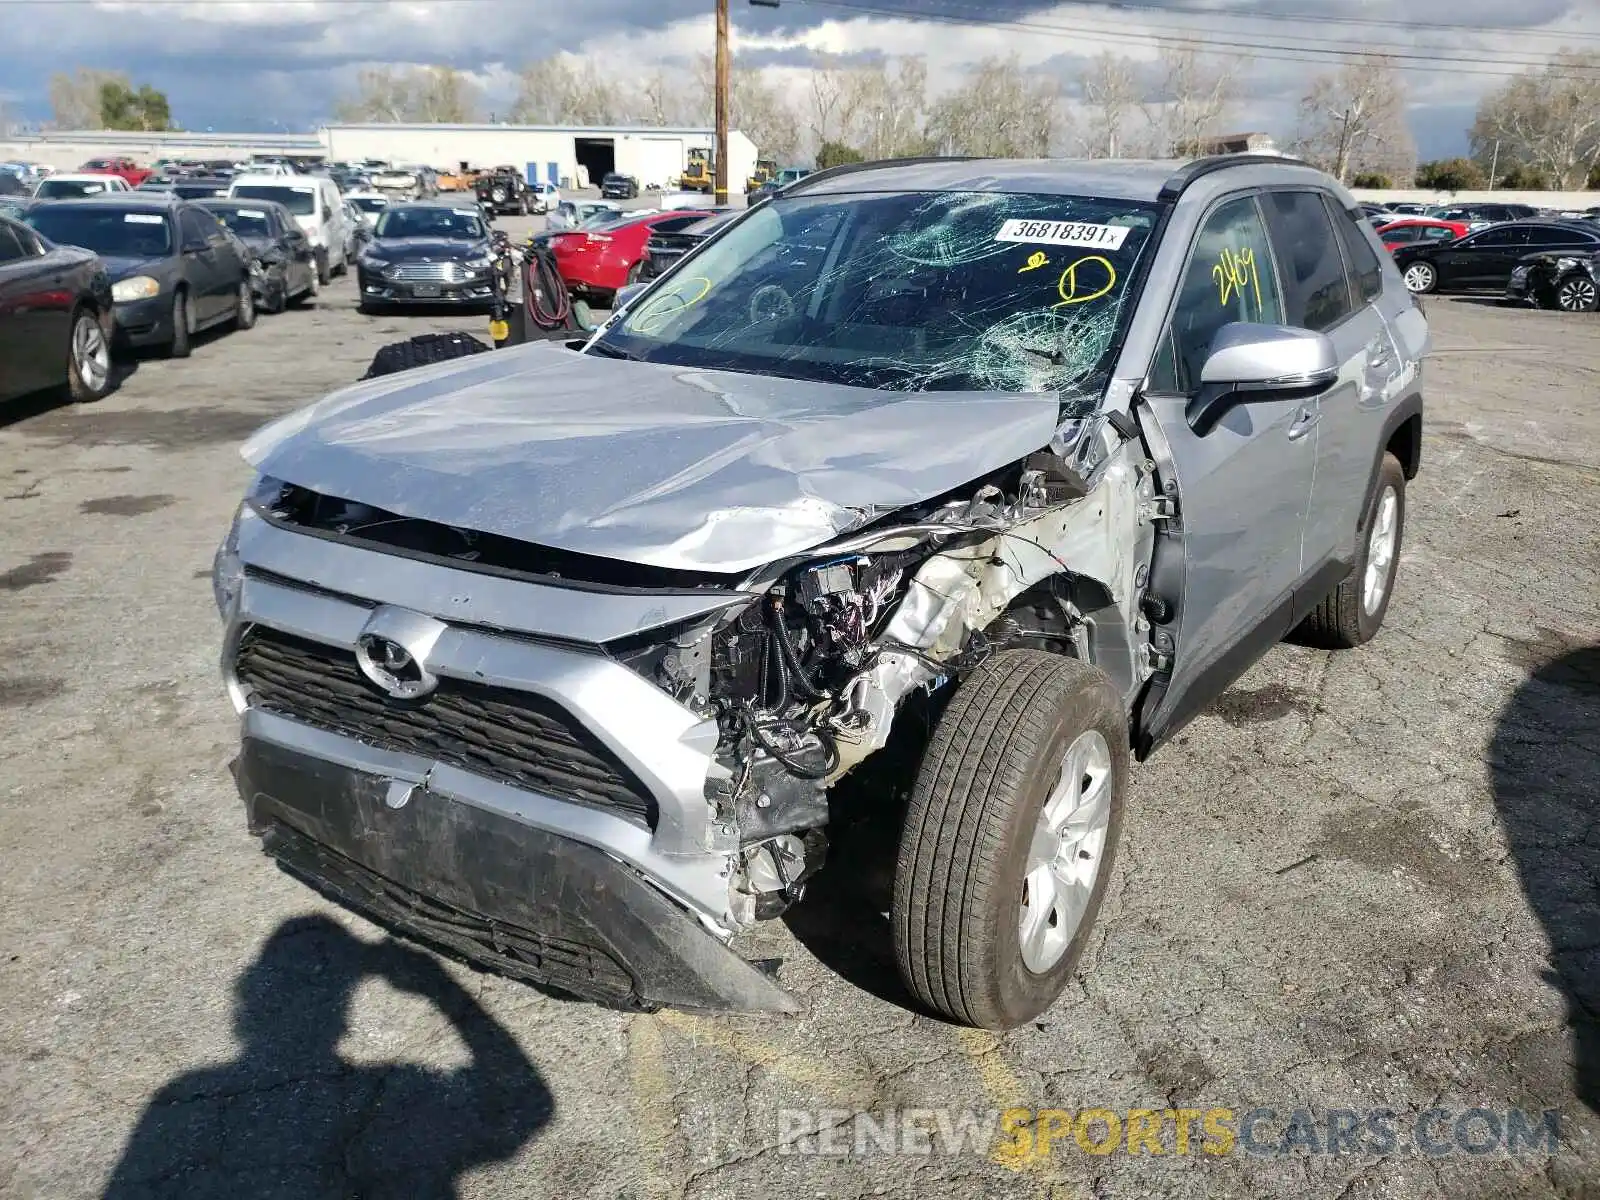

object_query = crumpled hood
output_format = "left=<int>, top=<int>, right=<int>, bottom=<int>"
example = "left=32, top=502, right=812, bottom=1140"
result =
left=242, top=341, right=1062, bottom=574
left=369, top=237, right=486, bottom=261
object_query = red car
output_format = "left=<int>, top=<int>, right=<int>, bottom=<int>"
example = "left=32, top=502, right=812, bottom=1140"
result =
left=1374, top=218, right=1469, bottom=253
left=79, top=157, right=153, bottom=188
left=551, top=209, right=710, bottom=299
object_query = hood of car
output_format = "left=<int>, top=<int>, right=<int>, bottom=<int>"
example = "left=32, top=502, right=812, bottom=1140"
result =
left=241, top=340, right=1063, bottom=574
left=368, top=237, right=485, bottom=261
left=100, top=254, right=173, bottom=281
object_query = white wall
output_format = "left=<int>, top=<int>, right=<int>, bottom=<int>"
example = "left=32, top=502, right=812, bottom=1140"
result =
left=0, top=131, right=323, bottom=171
left=619, top=134, right=687, bottom=189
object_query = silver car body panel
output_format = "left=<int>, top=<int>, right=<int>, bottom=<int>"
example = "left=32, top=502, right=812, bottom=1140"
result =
left=241, top=340, right=1063, bottom=575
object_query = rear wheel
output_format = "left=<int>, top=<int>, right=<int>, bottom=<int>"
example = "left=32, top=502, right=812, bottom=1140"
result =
left=892, top=650, right=1127, bottom=1029
left=232, top=279, right=256, bottom=330
left=1555, top=272, right=1599, bottom=313
left=315, top=249, right=331, bottom=287
left=1293, top=453, right=1406, bottom=648
left=65, top=308, right=112, bottom=402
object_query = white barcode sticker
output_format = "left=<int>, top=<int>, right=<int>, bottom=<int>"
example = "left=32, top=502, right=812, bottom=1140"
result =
left=996, top=218, right=1129, bottom=251
left=237, top=208, right=266, bottom=218
left=124, top=213, right=165, bottom=224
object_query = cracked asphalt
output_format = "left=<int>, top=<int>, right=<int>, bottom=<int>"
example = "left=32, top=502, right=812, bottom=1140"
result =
left=1, top=234, right=1597, bottom=1199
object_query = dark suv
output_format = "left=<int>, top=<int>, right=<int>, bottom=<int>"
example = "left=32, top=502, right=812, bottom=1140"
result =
left=600, top=173, right=640, bottom=200
left=474, top=168, right=529, bottom=216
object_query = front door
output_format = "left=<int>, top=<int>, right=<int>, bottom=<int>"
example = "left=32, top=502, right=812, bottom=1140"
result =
left=1437, top=226, right=1530, bottom=288
left=1137, top=191, right=1316, bottom=743
left=0, top=222, right=49, bottom=398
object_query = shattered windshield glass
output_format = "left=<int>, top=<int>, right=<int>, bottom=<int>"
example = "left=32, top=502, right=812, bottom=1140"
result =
left=593, top=190, right=1158, bottom=401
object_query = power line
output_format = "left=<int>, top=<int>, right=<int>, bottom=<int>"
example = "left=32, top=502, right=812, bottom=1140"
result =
left=1091, top=0, right=1600, bottom=44
left=790, top=0, right=1600, bottom=78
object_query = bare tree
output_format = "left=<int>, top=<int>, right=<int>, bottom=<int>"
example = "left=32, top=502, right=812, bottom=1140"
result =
left=1078, top=53, right=1147, bottom=158
left=335, top=67, right=478, bottom=124
left=636, top=67, right=696, bottom=127
left=1470, top=51, right=1600, bottom=189
left=49, top=68, right=129, bottom=129
left=808, top=54, right=850, bottom=149
left=847, top=57, right=932, bottom=160
left=927, top=55, right=1061, bottom=157
left=1292, top=55, right=1414, bottom=185
left=1151, top=45, right=1237, bottom=157
left=512, top=56, right=624, bottom=125
left=732, top=66, right=803, bottom=161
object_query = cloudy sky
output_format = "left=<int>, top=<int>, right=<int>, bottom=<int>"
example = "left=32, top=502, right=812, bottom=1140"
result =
left=1, top=0, right=1598, bottom=156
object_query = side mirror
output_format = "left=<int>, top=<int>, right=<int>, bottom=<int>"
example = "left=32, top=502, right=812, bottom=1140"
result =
left=614, top=280, right=649, bottom=310
left=1186, top=323, right=1338, bottom=436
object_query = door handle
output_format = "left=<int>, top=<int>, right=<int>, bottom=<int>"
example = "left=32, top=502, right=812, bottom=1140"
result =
left=1286, top=405, right=1319, bottom=441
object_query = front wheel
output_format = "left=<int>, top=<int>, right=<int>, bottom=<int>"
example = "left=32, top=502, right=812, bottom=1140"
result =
left=167, top=291, right=192, bottom=358
left=1555, top=272, right=1599, bottom=313
left=315, top=250, right=331, bottom=287
left=1402, top=261, right=1437, bottom=294
left=892, top=650, right=1128, bottom=1029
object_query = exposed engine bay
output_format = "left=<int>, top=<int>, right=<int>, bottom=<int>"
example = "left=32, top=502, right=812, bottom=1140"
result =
left=617, top=417, right=1164, bottom=928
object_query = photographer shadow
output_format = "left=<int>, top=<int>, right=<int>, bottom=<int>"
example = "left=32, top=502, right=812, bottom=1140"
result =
left=104, top=914, right=553, bottom=1199
left=1490, top=641, right=1600, bottom=1114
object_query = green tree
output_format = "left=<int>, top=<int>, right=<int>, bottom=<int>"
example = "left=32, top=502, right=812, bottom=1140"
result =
left=1414, top=157, right=1484, bottom=190
left=816, top=140, right=864, bottom=169
left=1494, top=163, right=1548, bottom=190
left=98, top=80, right=173, bottom=131
left=1350, top=172, right=1391, bottom=188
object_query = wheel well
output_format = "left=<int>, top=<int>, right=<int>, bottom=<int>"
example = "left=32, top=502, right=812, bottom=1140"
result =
left=1386, top=412, right=1422, bottom=480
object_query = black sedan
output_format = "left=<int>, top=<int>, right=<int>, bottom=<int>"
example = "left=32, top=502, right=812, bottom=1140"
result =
left=1506, top=249, right=1600, bottom=313
left=199, top=198, right=318, bottom=313
left=1393, top=220, right=1600, bottom=295
left=25, top=195, right=255, bottom=357
left=0, top=213, right=115, bottom=404
left=600, top=172, right=640, bottom=200
left=638, top=208, right=735, bottom=280
left=356, top=201, right=498, bottom=312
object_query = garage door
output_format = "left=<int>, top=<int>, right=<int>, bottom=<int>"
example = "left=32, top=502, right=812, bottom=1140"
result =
left=627, top=138, right=686, bottom=190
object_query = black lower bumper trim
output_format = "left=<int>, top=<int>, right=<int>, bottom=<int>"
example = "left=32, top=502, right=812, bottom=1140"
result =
left=235, top=735, right=800, bottom=1014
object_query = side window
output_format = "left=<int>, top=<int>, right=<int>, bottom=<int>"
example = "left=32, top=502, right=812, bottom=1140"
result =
left=1329, top=198, right=1383, bottom=305
left=0, top=224, right=26, bottom=263
left=1421, top=226, right=1457, bottom=242
left=652, top=216, right=705, bottom=234
left=1467, top=228, right=1527, bottom=249
left=1526, top=227, right=1599, bottom=249
left=1383, top=226, right=1419, bottom=244
left=179, top=208, right=217, bottom=247
left=1259, top=190, right=1354, bottom=331
left=1148, top=194, right=1284, bottom=393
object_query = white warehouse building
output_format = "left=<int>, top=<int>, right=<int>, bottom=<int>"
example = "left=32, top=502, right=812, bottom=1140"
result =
left=326, top=123, right=759, bottom=192
left=0, top=123, right=762, bottom=193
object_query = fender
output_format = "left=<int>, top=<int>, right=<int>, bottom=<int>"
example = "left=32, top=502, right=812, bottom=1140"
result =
left=1360, top=388, right=1423, bottom=534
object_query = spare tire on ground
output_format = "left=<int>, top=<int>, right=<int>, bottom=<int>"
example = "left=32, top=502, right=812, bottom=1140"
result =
left=361, top=331, right=491, bottom=380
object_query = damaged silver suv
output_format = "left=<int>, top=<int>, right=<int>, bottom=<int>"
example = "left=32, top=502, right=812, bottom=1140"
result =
left=214, top=156, right=1427, bottom=1029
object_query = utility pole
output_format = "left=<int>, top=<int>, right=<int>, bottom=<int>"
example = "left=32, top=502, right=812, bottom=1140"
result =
left=714, top=0, right=730, bottom=204
left=1488, top=138, right=1500, bottom=191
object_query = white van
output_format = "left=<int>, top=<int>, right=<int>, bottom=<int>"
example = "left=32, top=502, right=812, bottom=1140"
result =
left=226, top=173, right=351, bottom=283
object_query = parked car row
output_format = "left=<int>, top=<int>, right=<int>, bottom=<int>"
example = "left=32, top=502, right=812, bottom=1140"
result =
left=0, top=186, right=339, bottom=411
left=1386, top=218, right=1600, bottom=312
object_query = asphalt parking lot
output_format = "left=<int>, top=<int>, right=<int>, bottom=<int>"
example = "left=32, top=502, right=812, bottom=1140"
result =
left=1, top=225, right=1597, bottom=1198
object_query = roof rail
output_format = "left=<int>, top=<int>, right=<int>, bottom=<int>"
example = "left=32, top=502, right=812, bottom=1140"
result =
left=781, top=155, right=983, bottom=196
left=1157, top=153, right=1315, bottom=202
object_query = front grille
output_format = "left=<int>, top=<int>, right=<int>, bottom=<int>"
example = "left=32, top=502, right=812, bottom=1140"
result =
left=388, top=262, right=467, bottom=283
left=266, top=823, right=640, bottom=1006
left=235, top=626, right=658, bottom=827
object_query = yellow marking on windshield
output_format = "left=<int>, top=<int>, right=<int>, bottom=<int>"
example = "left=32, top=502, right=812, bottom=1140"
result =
left=1018, top=250, right=1050, bottom=274
left=630, top=275, right=713, bottom=334
left=1051, top=255, right=1117, bottom=307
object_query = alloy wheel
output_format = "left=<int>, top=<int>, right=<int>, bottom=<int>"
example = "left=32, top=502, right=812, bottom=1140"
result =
left=1363, top=486, right=1399, bottom=614
left=1018, top=729, right=1113, bottom=973
left=73, top=314, right=110, bottom=392
left=1557, top=276, right=1597, bottom=312
left=1403, top=263, right=1435, bottom=293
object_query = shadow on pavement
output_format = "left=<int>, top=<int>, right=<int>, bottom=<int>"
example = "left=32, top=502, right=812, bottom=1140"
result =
left=103, top=914, right=553, bottom=1199
left=0, top=361, right=138, bottom=432
left=1490, top=640, right=1600, bottom=1113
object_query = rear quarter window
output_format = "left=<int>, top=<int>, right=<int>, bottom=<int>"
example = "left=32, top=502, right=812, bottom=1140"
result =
left=1259, top=190, right=1354, bottom=331
left=1330, top=198, right=1384, bottom=305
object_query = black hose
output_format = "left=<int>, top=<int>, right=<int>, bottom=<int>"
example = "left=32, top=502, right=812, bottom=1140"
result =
left=767, top=597, right=824, bottom=701
left=744, top=710, right=839, bottom=781
left=521, top=243, right=573, bottom=330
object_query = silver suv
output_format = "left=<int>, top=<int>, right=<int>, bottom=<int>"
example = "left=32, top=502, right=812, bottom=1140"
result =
left=214, top=156, right=1427, bottom=1029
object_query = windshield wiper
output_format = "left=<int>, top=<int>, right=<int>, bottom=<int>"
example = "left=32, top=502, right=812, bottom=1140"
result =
left=584, top=341, right=636, bottom=361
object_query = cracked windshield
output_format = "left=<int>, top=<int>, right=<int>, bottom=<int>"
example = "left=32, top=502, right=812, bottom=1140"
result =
left=596, top=190, right=1157, bottom=403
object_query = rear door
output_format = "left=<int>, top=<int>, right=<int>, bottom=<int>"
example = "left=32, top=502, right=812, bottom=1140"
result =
left=0, top=221, right=47, bottom=398
left=1137, top=192, right=1315, bottom=744
left=1440, top=226, right=1530, bottom=287
left=178, top=206, right=229, bottom=321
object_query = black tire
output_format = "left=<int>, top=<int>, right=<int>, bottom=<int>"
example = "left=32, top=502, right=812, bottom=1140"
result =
left=360, top=331, right=492, bottom=379
left=315, top=250, right=331, bottom=287
left=892, top=650, right=1128, bottom=1029
left=167, top=290, right=192, bottom=359
left=1293, top=452, right=1406, bottom=649
left=518, top=196, right=528, bottom=216
left=232, top=278, right=256, bottom=331
left=1555, top=272, right=1599, bottom=313
left=261, top=279, right=286, bottom=315
left=64, top=307, right=112, bottom=403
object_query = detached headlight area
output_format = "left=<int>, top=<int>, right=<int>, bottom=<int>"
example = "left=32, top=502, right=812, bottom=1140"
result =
left=111, top=275, right=161, bottom=302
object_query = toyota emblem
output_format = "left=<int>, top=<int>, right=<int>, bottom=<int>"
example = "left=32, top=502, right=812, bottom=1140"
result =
left=356, top=634, right=437, bottom=699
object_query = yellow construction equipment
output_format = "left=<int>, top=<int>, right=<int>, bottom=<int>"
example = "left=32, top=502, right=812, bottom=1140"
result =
left=745, top=157, right=777, bottom=194
left=680, top=147, right=714, bottom=193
